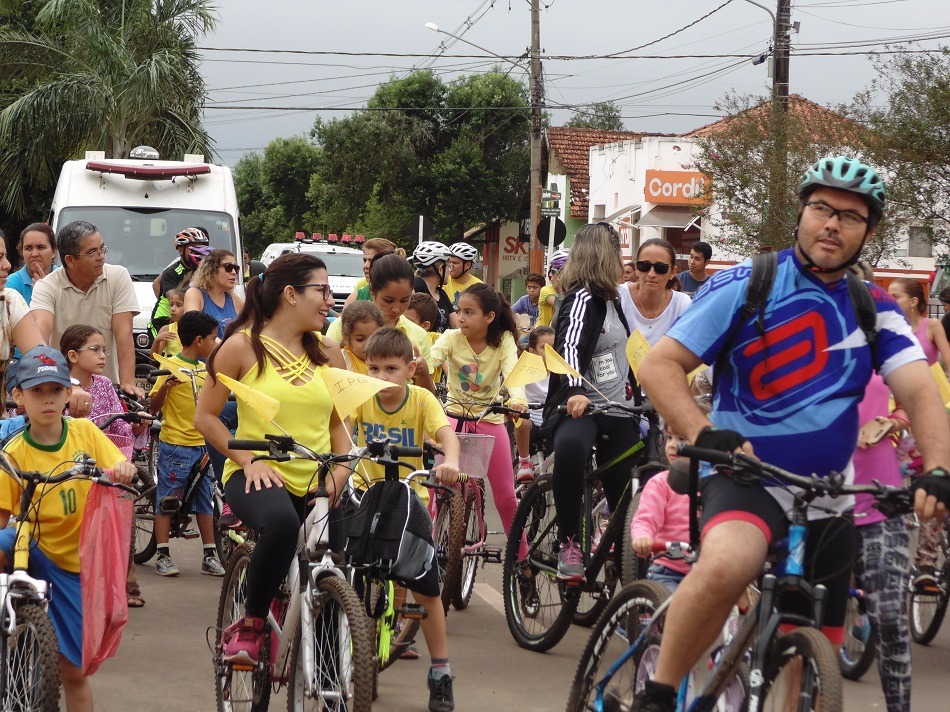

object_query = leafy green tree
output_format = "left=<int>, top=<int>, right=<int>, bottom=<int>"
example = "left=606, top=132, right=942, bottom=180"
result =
left=849, top=48, right=950, bottom=260
left=310, top=69, right=530, bottom=250
left=234, top=136, right=322, bottom=256
left=692, top=92, right=904, bottom=264
left=0, top=0, right=216, bottom=216
left=565, top=102, right=624, bottom=131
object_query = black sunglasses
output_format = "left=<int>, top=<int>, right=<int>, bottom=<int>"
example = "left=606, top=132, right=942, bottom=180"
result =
left=636, top=260, right=671, bottom=275
left=221, top=262, right=240, bottom=274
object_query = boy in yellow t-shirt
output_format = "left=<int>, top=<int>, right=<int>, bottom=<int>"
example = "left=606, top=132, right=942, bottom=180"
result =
left=350, top=327, right=461, bottom=709
left=148, top=311, right=224, bottom=578
left=444, top=244, right=483, bottom=308
left=0, top=346, right=136, bottom=711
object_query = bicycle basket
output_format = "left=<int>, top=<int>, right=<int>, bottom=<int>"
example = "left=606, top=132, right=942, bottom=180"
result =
left=436, top=433, right=495, bottom=479
left=106, top=433, right=135, bottom=462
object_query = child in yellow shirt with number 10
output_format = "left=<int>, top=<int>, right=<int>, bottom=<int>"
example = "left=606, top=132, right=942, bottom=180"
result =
left=0, top=346, right=136, bottom=712
left=347, top=326, right=460, bottom=712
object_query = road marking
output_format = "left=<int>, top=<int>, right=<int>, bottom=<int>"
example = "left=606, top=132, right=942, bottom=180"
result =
left=474, top=583, right=505, bottom=616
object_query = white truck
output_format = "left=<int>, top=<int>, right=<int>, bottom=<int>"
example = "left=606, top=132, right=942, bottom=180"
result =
left=259, top=233, right=365, bottom=304
left=48, top=148, right=243, bottom=348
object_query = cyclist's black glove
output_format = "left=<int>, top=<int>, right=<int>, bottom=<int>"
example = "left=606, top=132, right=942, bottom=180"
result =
left=912, top=467, right=950, bottom=508
left=694, top=426, right=747, bottom=453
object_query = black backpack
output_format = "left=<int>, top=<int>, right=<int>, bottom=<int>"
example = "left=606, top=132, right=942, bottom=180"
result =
left=714, top=251, right=878, bottom=388
left=344, top=479, right=435, bottom=582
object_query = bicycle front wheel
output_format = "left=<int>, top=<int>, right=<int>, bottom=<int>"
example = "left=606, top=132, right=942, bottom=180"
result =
left=132, top=461, right=157, bottom=565
left=503, top=474, right=577, bottom=652
left=838, top=592, right=876, bottom=681
left=761, top=626, right=842, bottom=712
left=566, top=580, right=669, bottom=712
left=2, top=603, right=61, bottom=712
left=433, top=490, right=465, bottom=615
left=453, top=481, right=485, bottom=610
left=909, top=524, right=948, bottom=645
left=214, top=542, right=271, bottom=712
left=288, top=576, right=374, bottom=712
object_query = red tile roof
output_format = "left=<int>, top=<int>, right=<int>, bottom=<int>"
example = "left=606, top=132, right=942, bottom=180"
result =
left=545, top=127, right=646, bottom=218
left=684, top=94, right=860, bottom=140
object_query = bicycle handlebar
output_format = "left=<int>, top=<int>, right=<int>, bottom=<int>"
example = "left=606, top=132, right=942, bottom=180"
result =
left=556, top=401, right=655, bottom=417
left=676, top=444, right=915, bottom=515
left=228, top=439, right=272, bottom=451
left=93, top=412, right=155, bottom=430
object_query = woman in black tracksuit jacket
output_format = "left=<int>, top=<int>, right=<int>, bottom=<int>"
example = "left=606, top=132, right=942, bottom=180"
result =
left=542, top=223, right=642, bottom=581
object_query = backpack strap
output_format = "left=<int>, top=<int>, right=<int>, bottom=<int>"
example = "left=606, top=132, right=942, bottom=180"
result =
left=845, top=272, right=878, bottom=354
left=713, top=252, right=778, bottom=393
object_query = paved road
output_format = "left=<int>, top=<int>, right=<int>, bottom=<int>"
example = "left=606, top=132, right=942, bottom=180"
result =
left=94, top=527, right=950, bottom=710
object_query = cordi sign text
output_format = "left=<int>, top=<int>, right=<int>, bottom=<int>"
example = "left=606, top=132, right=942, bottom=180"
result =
left=644, top=170, right=710, bottom=206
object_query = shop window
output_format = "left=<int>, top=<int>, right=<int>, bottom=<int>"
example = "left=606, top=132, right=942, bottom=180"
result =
left=908, top=226, right=933, bottom=258
left=666, top=225, right=701, bottom=259
left=592, top=204, right=606, bottom=220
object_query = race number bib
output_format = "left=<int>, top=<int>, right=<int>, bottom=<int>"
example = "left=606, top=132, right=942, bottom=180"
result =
left=591, top=352, right=619, bottom=385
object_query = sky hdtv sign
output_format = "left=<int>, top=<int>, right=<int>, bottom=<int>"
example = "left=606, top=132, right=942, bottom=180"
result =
left=644, top=170, right=710, bottom=206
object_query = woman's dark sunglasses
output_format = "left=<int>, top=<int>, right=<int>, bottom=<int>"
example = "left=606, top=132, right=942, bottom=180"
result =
left=636, top=260, right=671, bottom=275
left=221, top=262, right=240, bottom=274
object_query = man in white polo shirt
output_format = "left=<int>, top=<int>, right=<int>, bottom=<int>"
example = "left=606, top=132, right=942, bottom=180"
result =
left=30, top=220, right=144, bottom=398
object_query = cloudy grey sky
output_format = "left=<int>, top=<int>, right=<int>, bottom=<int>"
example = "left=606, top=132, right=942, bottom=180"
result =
left=199, top=0, right=949, bottom=166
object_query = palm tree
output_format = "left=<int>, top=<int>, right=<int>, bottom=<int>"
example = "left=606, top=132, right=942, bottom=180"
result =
left=0, top=0, right=217, bottom=215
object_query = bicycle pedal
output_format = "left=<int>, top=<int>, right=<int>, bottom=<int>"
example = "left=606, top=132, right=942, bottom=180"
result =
left=482, top=547, right=502, bottom=563
left=401, top=604, right=427, bottom=621
left=182, top=528, right=200, bottom=540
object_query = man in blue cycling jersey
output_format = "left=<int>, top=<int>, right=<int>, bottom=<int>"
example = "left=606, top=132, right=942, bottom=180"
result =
left=635, top=156, right=950, bottom=711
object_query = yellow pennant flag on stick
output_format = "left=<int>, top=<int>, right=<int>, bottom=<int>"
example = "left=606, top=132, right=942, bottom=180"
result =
left=543, top=343, right=582, bottom=379
left=216, top=373, right=282, bottom=423
left=504, top=351, right=548, bottom=390
left=931, top=363, right=950, bottom=407
left=321, top=367, right=395, bottom=421
left=625, top=331, right=651, bottom=380
left=152, top=352, right=191, bottom=378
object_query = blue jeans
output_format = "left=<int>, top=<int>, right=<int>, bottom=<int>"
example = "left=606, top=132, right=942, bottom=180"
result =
left=646, top=563, right=686, bottom=593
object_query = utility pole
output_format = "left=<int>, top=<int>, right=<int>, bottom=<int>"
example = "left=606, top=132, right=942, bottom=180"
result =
left=528, top=0, right=544, bottom=274
left=765, top=0, right=792, bottom=249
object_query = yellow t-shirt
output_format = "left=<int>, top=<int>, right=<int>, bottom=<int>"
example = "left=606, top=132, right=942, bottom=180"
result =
left=428, top=331, right=443, bottom=385
left=352, top=385, right=449, bottom=500
left=161, top=321, right=183, bottom=358
left=222, top=334, right=335, bottom=497
left=537, top=285, right=557, bottom=327
left=149, top=354, right=204, bottom=447
left=342, top=347, right=369, bottom=375
left=327, top=314, right=431, bottom=366
left=427, top=329, right=526, bottom=424
left=353, top=277, right=371, bottom=301
left=443, top=274, right=484, bottom=308
left=0, top=418, right=125, bottom=572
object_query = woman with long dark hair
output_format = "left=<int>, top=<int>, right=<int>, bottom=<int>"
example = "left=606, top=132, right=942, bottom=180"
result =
left=195, top=253, right=349, bottom=667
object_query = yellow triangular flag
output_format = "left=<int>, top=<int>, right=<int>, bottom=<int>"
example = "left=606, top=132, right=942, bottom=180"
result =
left=152, top=352, right=192, bottom=377
left=321, top=367, right=395, bottom=420
left=544, top=343, right=581, bottom=379
left=504, top=351, right=548, bottom=390
left=625, top=330, right=651, bottom=379
left=217, top=373, right=281, bottom=423
left=930, top=363, right=950, bottom=407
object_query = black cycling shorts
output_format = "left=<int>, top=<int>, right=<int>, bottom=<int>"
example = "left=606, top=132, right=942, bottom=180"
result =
left=699, top=473, right=856, bottom=636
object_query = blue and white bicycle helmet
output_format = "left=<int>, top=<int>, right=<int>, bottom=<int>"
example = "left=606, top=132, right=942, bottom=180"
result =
left=799, top=156, right=886, bottom=226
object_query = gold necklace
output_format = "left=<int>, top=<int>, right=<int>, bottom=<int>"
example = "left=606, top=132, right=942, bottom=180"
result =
left=635, top=290, right=669, bottom=321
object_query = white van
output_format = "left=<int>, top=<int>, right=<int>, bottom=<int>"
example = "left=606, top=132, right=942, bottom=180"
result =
left=260, top=237, right=364, bottom=303
left=49, top=149, right=243, bottom=347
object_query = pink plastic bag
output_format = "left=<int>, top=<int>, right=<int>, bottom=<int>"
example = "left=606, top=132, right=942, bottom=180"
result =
left=79, top=483, right=133, bottom=675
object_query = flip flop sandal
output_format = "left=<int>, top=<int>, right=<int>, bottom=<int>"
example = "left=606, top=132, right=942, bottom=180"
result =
left=126, top=582, right=146, bottom=608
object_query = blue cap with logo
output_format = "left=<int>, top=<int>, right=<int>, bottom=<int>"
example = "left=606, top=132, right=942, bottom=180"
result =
left=15, top=346, right=73, bottom=390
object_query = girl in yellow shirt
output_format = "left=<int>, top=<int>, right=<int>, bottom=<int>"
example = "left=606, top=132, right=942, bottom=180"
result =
left=427, top=283, right=528, bottom=559
left=195, top=252, right=350, bottom=668
left=339, top=301, right=383, bottom=375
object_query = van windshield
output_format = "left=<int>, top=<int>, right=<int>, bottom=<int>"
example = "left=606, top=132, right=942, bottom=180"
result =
left=316, top=252, right=364, bottom=278
left=56, top=207, right=237, bottom=281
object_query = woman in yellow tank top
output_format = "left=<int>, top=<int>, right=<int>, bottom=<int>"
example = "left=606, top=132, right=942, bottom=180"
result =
left=195, top=252, right=350, bottom=667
